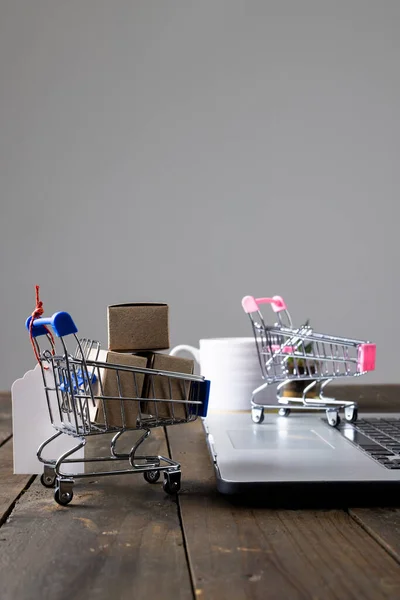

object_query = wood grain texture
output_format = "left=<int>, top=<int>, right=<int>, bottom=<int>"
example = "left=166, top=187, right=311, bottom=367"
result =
left=328, top=384, right=400, bottom=412
left=0, top=438, right=33, bottom=525
left=167, top=420, right=400, bottom=600
left=0, top=428, right=192, bottom=600
left=3, top=387, right=400, bottom=599
left=0, top=391, right=12, bottom=445
left=350, top=508, right=400, bottom=563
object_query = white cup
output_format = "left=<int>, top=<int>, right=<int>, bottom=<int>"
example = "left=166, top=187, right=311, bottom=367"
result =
left=170, top=337, right=277, bottom=413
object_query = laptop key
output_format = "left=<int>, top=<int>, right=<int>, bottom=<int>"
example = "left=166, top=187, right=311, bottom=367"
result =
left=336, top=418, right=400, bottom=469
left=350, top=431, right=384, bottom=448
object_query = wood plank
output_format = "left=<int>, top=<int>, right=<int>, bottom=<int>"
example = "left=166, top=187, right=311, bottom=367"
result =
left=0, top=392, right=12, bottom=445
left=0, top=428, right=193, bottom=600
left=0, top=437, right=33, bottom=525
left=350, top=508, right=400, bottom=563
left=272, top=384, right=400, bottom=413
left=328, top=384, right=400, bottom=412
left=167, top=420, right=400, bottom=600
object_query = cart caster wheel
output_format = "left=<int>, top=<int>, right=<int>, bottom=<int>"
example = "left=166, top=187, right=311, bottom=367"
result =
left=40, top=472, right=56, bottom=488
left=252, top=407, right=264, bottom=424
left=54, top=487, right=73, bottom=506
left=326, top=410, right=340, bottom=427
left=345, top=406, right=358, bottom=423
left=278, top=408, right=291, bottom=417
left=163, top=471, right=181, bottom=495
left=144, top=470, right=160, bottom=484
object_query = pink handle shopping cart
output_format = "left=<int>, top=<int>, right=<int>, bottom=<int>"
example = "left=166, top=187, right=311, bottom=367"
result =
left=242, top=295, right=376, bottom=427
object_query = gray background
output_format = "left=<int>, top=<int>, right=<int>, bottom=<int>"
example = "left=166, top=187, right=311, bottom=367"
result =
left=0, top=0, right=398, bottom=389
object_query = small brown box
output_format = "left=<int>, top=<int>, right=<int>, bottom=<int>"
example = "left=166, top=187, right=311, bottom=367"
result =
left=144, top=353, right=194, bottom=420
left=96, top=351, right=148, bottom=428
left=108, top=303, right=169, bottom=352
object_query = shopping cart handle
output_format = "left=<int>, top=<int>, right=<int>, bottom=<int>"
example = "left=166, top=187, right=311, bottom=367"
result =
left=25, top=311, right=78, bottom=338
left=242, top=295, right=287, bottom=314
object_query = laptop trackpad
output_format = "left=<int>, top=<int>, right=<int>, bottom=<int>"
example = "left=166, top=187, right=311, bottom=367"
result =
left=227, top=428, right=333, bottom=451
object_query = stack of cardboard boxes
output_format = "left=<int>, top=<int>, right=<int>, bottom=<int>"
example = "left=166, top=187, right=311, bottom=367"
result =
left=96, top=303, right=194, bottom=428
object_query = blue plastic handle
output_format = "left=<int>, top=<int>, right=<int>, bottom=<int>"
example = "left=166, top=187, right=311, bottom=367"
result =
left=189, top=379, right=210, bottom=418
left=25, top=311, right=78, bottom=338
left=198, top=379, right=210, bottom=418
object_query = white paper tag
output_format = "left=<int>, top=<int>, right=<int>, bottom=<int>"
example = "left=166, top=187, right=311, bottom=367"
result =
left=11, top=364, right=85, bottom=475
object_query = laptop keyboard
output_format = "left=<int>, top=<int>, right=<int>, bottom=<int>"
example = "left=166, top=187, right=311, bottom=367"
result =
left=336, top=418, right=400, bottom=469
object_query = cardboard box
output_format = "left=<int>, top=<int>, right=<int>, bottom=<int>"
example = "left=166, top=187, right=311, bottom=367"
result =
left=95, top=351, right=148, bottom=428
left=143, top=353, right=194, bottom=420
left=108, top=303, right=169, bottom=352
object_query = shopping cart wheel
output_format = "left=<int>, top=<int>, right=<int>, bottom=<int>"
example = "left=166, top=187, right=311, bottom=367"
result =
left=251, top=407, right=264, bottom=424
left=163, top=471, right=181, bottom=495
left=54, top=480, right=74, bottom=506
left=40, top=473, right=56, bottom=488
left=278, top=408, right=291, bottom=417
left=326, top=410, right=340, bottom=427
left=40, top=466, right=56, bottom=488
left=143, top=470, right=161, bottom=484
left=344, top=406, right=358, bottom=423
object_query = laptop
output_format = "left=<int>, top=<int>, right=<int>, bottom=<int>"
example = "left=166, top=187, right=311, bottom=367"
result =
left=203, top=409, right=400, bottom=507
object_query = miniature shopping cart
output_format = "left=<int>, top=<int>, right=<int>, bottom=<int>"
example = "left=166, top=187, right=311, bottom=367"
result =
left=242, top=295, right=376, bottom=427
left=26, top=311, right=210, bottom=506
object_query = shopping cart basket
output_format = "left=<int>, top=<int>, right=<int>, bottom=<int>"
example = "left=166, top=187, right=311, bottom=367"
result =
left=26, top=310, right=210, bottom=505
left=242, top=295, right=376, bottom=427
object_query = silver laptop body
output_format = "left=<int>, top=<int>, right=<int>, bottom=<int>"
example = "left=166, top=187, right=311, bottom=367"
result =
left=204, top=411, right=400, bottom=506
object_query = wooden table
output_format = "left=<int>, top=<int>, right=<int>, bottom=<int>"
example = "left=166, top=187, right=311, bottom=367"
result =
left=3, top=390, right=400, bottom=600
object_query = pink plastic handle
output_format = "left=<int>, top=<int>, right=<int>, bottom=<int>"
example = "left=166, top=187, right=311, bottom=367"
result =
left=242, top=296, right=259, bottom=313
left=357, top=343, right=376, bottom=373
left=242, top=295, right=287, bottom=314
left=256, top=296, right=287, bottom=312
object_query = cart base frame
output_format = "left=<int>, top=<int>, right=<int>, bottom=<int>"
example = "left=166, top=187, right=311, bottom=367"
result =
left=37, top=428, right=181, bottom=505
left=251, top=378, right=358, bottom=427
